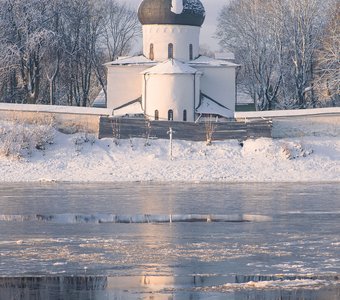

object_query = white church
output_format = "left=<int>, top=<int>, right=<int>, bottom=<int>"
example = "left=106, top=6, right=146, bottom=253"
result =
left=104, top=0, right=238, bottom=122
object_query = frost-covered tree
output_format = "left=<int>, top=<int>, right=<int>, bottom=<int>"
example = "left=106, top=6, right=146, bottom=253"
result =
left=103, top=2, right=141, bottom=61
left=314, top=1, right=339, bottom=106
left=0, top=0, right=54, bottom=104
left=0, top=0, right=140, bottom=106
left=217, top=0, right=284, bottom=110
left=283, top=0, right=327, bottom=107
left=58, top=0, right=107, bottom=106
left=217, top=0, right=333, bottom=110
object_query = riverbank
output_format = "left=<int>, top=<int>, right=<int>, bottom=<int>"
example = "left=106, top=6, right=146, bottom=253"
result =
left=0, top=120, right=339, bottom=182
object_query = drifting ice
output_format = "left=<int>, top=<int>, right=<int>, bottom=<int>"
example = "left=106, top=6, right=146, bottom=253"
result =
left=0, top=214, right=273, bottom=224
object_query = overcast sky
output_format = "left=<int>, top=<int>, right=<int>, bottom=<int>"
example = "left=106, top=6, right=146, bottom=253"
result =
left=120, top=0, right=229, bottom=51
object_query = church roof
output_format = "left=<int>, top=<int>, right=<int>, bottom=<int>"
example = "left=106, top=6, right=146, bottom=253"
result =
left=92, top=89, right=106, bottom=108
left=113, top=97, right=144, bottom=116
left=196, top=93, right=234, bottom=118
left=189, top=56, right=240, bottom=68
left=105, top=55, right=240, bottom=69
left=138, top=0, right=205, bottom=27
left=105, top=55, right=155, bottom=66
left=141, top=59, right=201, bottom=74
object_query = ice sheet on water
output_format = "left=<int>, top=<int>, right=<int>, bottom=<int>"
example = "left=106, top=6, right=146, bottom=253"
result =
left=0, top=213, right=272, bottom=224
left=197, top=274, right=340, bottom=293
left=218, top=279, right=331, bottom=291
left=285, top=211, right=340, bottom=215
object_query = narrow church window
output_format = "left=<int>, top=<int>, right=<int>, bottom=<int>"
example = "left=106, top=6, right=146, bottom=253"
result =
left=189, top=44, right=193, bottom=60
left=168, top=109, right=173, bottom=121
left=168, top=43, right=174, bottom=59
left=183, top=110, right=187, bottom=121
left=155, top=109, right=159, bottom=120
left=149, top=44, right=154, bottom=60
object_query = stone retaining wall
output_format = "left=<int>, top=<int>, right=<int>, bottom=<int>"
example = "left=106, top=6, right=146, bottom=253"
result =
left=0, top=104, right=110, bottom=134
left=271, top=115, right=340, bottom=138
left=0, top=103, right=338, bottom=138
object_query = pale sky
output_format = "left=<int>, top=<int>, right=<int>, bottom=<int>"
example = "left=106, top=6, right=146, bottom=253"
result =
left=120, top=0, right=229, bottom=51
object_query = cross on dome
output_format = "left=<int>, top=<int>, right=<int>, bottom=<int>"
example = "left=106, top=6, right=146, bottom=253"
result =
left=171, top=0, right=183, bottom=14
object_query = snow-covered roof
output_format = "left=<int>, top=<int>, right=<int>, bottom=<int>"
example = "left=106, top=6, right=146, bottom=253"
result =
left=113, top=97, right=144, bottom=116
left=190, top=56, right=240, bottom=68
left=215, top=52, right=235, bottom=61
left=141, top=59, right=201, bottom=75
left=105, top=55, right=240, bottom=69
left=92, top=89, right=106, bottom=108
left=183, top=0, right=205, bottom=15
left=106, top=55, right=155, bottom=66
left=196, top=94, right=234, bottom=118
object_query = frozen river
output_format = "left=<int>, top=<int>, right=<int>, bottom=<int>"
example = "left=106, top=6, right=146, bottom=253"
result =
left=0, top=182, right=339, bottom=299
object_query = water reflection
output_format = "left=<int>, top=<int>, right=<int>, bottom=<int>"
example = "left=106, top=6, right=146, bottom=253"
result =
left=1, top=275, right=339, bottom=300
left=0, top=182, right=340, bottom=299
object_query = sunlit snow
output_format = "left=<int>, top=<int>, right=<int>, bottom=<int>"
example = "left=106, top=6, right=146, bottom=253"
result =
left=0, top=120, right=339, bottom=183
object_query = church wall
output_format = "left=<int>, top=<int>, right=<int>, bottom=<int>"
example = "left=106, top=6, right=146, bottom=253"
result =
left=197, top=66, right=236, bottom=112
left=143, top=25, right=200, bottom=62
left=144, top=74, right=196, bottom=122
left=106, top=66, right=145, bottom=109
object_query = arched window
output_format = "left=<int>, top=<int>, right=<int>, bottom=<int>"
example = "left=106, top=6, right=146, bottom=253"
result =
left=189, top=44, right=193, bottom=60
left=168, top=109, right=173, bottom=121
left=154, top=109, right=159, bottom=120
left=168, top=43, right=173, bottom=59
left=149, top=43, right=154, bottom=60
left=183, top=110, right=187, bottom=121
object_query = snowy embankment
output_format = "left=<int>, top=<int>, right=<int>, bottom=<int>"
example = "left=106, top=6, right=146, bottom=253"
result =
left=0, top=120, right=339, bottom=183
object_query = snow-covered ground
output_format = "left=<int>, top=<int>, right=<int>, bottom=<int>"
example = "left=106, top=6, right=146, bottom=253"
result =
left=0, top=120, right=339, bottom=183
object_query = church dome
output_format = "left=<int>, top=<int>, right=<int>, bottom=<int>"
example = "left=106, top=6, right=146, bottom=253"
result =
left=138, top=0, right=205, bottom=27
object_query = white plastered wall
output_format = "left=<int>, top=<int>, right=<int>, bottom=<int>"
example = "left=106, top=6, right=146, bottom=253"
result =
left=143, top=25, right=200, bottom=62
left=143, top=74, right=199, bottom=122
left=196, top=66, right=236, bottom=112
left=106, top=65, right=145, bottom=110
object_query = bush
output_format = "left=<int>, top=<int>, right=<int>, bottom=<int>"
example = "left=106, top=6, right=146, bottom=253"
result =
left=0, top=121, right=55, bottom=158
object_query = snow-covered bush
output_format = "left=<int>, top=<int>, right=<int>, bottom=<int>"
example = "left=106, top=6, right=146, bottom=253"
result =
left=281, top=142, right=313, bottom=160
left=242, top=138, right=314, bottom=160
left=205, top=116, right=216, bottom=146
left=0, top=121, right=54, bottom=158
left=73, top=132, right=96, bottom=154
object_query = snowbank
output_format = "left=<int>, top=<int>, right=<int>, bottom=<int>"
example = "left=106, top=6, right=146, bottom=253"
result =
left=0, top=120, right=339, bottom=183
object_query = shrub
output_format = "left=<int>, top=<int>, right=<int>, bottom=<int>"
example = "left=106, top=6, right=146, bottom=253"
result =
left=0, top=121, right=55, bottom=158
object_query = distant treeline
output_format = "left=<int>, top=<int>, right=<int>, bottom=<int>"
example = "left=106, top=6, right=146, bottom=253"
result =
left=217, top=0, right=339, bottom=109
left=0, top=0, right=141, bottom=106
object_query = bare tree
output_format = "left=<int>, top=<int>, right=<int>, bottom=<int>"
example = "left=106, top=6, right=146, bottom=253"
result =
left=217, top=0, right=283, bottom=110
left=0, top=0, right=141, bottom=106
left=44, top=0, right=63, bottom=105
left=217, top=0, right=333, bottom=110
left=0, top=0, right=53, bottom=104
left=103, top=2, right=141, bottom=61
left=283, top=0, right=326, bottom=107
left=314, top=1, right=339, bottom=106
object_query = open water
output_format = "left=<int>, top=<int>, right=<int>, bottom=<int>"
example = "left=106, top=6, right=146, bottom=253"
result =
left=0, top=182, right=339, bottom=299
